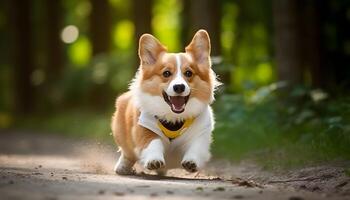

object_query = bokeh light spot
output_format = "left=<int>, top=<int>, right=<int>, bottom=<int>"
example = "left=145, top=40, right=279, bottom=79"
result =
left=31, top=69, right=45, bottom=86
left=113, top=20, right=134, bottom=50
left=61, top=25, right=79, bottom=44
left=255, top=63, right=273, bottom=84
left=68, top=36, right=91, bottom=67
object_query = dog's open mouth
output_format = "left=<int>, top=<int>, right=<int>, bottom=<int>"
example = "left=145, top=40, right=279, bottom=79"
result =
left=162, top=91, right=189, bottom=114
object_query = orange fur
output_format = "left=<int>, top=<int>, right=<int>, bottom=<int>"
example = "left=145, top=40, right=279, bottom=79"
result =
left=111, top=30, right=217, bottom=173
left=112, top=92, right=159, bottom=163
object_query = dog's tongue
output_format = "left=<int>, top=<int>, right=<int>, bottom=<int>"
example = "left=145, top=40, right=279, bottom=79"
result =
left=169, top=96, right=186, bottom=111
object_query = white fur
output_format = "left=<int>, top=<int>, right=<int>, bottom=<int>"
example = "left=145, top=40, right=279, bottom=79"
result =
left=165, top=54, right=190, bottom=96
left=114, top=153, right=135, bottom=175
left=139, top=105, right=214, bottom=170
left=128, top=53, right=216, bottom=172
left=167, top=106, right=213, bottom=169
left=181, top=130, right=212, bottom=169
left=140, top=139, right=165, bottom=167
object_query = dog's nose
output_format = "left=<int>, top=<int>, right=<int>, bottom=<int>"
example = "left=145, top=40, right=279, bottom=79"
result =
left=173, top=84, right=185, bottom=94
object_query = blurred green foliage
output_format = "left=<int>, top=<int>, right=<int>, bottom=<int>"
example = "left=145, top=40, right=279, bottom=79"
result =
left=68, top=36, right=92, bottom=66
left=213, top=84, right=350, bottom=168
left=153, top=0, right=182, bottom=51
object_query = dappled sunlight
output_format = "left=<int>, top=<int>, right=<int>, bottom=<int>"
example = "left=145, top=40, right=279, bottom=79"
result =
left=92, top=61, right=108, bottom=84
left=68, top=36, right=92, bottom=66
left=152, top=0, right=181, bottom=52
left=113, top=20, right=134, bottom=50
left=221, top=3, right=238, bottom=55
left=61, top=25, right=79, bottom=44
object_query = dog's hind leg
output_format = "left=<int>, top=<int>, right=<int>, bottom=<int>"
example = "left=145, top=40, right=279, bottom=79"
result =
left=114, top=152, right=135, bottom=175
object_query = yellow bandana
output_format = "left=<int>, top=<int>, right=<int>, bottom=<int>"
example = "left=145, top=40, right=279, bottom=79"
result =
left=157, top=118, right=194, bottom=139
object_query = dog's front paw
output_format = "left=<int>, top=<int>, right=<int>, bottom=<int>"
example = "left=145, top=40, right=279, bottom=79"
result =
left=145, top=159, right=165, bottom=170
left=182, top=160, right=198, bottom=173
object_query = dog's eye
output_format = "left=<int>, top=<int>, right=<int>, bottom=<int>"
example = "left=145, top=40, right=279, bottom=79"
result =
left=184, top=70, right=193, bottom=78
left=163, top=70, right=172, bottom=78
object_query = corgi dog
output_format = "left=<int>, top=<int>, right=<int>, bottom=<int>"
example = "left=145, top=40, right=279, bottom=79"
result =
left=111, top=29, right=219, bottom=175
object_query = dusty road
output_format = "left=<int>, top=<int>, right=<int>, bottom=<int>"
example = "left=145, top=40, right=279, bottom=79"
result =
left=0, top=131, right=348, bottom=200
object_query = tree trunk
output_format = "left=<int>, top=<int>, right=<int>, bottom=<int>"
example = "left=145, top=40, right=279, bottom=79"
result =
left=9, top=0, right=35, bottom=114
left=46, top=0, right=63, bottom=83
left=186, top=0, right=229, bottom=85
left=318, top=0, right=350, bottom=90
left=90, top=0, right=111, bottom=56
left=180, top=0, right=190, bottom=47
left=132, top=0, right=152, bottom=67
left=273, top=0, right=303, bottom=86
left=301, top=0, right=323, bottom=88
left=187, top=0, right=221, bottom=56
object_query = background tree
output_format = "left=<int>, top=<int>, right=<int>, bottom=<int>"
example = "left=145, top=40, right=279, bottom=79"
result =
left=318, top=0, right=350, bottom=90
left=184, top=0, right=230, bottom=84
left=89, top=0, right=112, bottom=105
left=185, top=0, right=221, bottom=56
left=273, top=0, right=303, bottom=87
left=46, top=0, right=63, bottom=84
left=132, top=0, right=152, bottom=67
left=90, top=0, right=111, bottom=56
left=302, top=0, right=323, bottom=88
left=9, top=0, right=35, bottom=114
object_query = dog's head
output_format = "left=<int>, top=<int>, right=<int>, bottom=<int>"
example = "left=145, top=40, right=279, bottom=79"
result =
left=131, top=30, right=218, bottom=121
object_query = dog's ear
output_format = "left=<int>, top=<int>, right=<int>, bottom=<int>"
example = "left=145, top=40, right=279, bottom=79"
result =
left=138, top=34, right=167, bottom=66
left=185, top=29, right=211, bottom=65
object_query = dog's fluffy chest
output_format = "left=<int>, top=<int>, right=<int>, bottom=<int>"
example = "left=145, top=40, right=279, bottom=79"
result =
left=137, top=106, right=214, bottom=169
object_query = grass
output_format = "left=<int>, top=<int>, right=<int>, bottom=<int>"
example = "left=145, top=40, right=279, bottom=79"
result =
left=12, top=84, right=350, bottom=169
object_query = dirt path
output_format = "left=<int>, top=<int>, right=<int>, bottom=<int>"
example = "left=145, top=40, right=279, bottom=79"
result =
left=0, top=131, right=348, bottom=200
